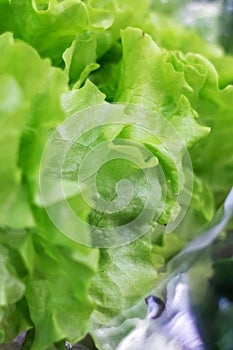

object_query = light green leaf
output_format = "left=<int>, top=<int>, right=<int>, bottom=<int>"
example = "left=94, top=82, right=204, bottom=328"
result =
left=61, top=79, right=106, bottom=117
left=11, top=0, right=89, bottom=65
left=189, top=56, right=233, bottom=206
left=114, top=27, right=209, bottom=147
left=25, top=233, right=99, bottom=350
left=63, top=33, right=99, bottom=86
left=0, top=74, right=34, bottom=227
left=90, top=235, right=156, bottom=349
left=0, top=245, right=25, bottom=307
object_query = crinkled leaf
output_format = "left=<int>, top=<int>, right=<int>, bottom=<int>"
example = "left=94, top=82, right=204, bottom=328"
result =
left=11, top=0, right=89, bottom=65
left=89, top=236, right=156, bottom=312
left=61, top=79, right=106, bottom=118
left=63, top=33, right=100, bottom=87
left=0, top=224, right=99, bottom=348
left=189, top=55, right=233, bottom=206
left=90, top=235, right=156, bottom=349
left=24, top=232, right=99, bottom=350
left=114, top=27, right=209, bottom=148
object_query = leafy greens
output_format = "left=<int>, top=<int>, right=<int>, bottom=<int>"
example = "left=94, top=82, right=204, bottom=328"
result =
left=0, top=1, right=233, bottom=349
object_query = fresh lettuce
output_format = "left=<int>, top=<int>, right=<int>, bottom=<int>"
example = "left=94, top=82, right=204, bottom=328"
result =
left=0, top=1, right=232, bottom=349
left=0, top=32, right=99, bottom=349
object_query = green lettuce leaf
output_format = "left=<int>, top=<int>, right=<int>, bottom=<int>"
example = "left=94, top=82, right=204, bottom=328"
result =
left=25, top=233, right=98, bottom=350
left=0, top=223, right=99, bottom=348
left=0, top=2, right=232, bottom=350
left=0, top=74, right=34, bottom=228
left=138, top=11, right=233, bottom=88
left=90, top=235, right=157, bottom=350
left=11, top=0, right=89, bottom=66
left=62, top=0, right=150, bottom=87
left=0, top=32, right=100, bottom=348
left=0, top=245, right=25, bottom=307
left=0, top=228, right=32, bottom=343
left=189, top=55, right=233, bottom=206
left=61, top=79, right=106, bottom=117
left=0, top=32, right=67, bottom=226
left=113, top=27, right=211, bottom=226
left=114, top=27, right=209, bottom=146
left=63, top=33, right=100, bottom=88
left=6, top=0, right=150, bottom=70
